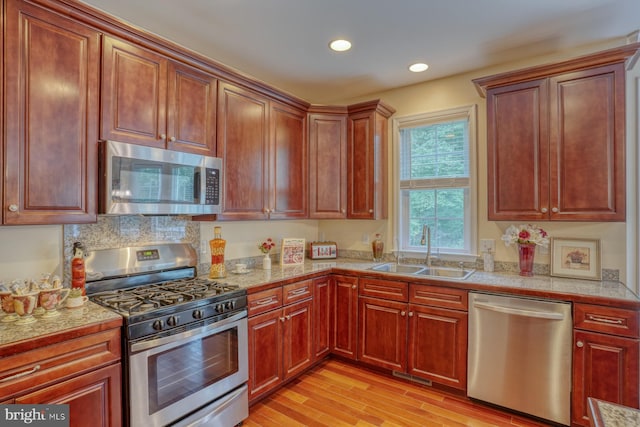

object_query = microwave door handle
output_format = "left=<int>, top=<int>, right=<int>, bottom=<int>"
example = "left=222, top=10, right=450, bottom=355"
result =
left=194, top=171, right=201, bottom=201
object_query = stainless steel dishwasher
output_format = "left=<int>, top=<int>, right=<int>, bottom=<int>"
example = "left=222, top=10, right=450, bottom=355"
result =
left=468, top=292, right=572, bottom=425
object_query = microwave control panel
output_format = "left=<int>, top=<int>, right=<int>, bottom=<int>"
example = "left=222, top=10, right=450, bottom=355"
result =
left=205, top=168, right=220, bottom=205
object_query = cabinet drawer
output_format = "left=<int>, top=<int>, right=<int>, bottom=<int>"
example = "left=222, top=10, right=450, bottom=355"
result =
left=359, top=278, right=408, bottom=302
left=409, top=284, right=468, bottom=311
left=283, top=280, right=313, bottom=305
left=0, top=328, right=121, bottom=400
left=248, top=288, right=283, bottom=317
left=574, top=304, right=639, bottom=338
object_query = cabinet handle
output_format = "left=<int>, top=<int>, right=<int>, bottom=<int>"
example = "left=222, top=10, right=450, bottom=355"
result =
left=169, top=136, right=176, bottom=142
left=0, top=364, right=40, bottom=383
left=587, top=315, right=624, bottom=325
left=160, top=134, right=167, bottom=140
left=285, top=315, right=291, bottom=320
left=351, top=284, right=356, bottom=289
left=279, top=317, right=285, bottom=322
left=552, top=207, right=559, bottom=213
left=541, top=208, right=548, bottom=213
left=8, top=204, right=18, bottom=212
left=254, top=297, right=275, bottom=306
left=288, top=288, right=308, bottom=296
left=401, top=311, right=406, bottom=316
left=576, top=341, right=584, bottom=348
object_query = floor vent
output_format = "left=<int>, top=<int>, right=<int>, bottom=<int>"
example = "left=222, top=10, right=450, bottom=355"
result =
left=392, top=371, right=433, bottom=386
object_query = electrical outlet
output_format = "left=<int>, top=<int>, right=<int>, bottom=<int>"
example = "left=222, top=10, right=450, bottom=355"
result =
left=362, top=233, right=370, bottom=244
left=480, top=239, right=496, bottom=253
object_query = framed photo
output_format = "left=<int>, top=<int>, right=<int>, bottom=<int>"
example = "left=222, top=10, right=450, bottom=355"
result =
left=280, top=238, right=306, bottom=266
left=550, top=237, right=601, bottom=280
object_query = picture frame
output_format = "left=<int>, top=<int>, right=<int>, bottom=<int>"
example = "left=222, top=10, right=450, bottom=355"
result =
left=550, top=237, right=601, bottom=280
left=280, top=238, right=306, bottom=266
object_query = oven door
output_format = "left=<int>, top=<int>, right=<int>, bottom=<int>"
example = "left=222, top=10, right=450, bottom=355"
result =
left=128, top=311, right=248, bottom=427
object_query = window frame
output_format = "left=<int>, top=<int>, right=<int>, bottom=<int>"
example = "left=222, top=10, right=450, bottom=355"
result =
left=391, top=104, right=478, bottom=260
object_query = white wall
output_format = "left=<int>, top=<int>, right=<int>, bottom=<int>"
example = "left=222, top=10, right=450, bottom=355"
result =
left=0, top=226, right=63, bottom=282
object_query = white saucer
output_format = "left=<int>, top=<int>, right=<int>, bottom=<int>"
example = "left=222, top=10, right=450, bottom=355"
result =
left=231, top=269, right=251, bottom=275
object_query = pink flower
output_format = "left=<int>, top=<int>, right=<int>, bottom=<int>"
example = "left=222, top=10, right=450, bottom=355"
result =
left=518, top=230, right=530, bottom=240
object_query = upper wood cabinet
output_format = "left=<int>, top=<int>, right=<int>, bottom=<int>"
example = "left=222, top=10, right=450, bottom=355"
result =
left=347, top=100, right=395, bottom=219
left=3, top=0, right=100, bottom=224
left=308, top=107, right=348, bottom=219
left=475, top=44, right=640, bottom=221
left=101, top=36, right=217, bottom=156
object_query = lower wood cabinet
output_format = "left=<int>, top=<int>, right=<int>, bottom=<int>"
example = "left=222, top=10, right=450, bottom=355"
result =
left=313, top=276, right=331, bottom=360
left=16, top=363, right=122, bottom=427
left=331, top=275, right=359, bottom=359
left=247, top=282, right=314, bottom=403
left=358, top=296, right=407, bottom=371
left=572, top=303, right=640, bottom=426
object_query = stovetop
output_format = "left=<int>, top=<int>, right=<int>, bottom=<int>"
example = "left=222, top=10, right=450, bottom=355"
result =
left=90, top=277, right=242, bottom=317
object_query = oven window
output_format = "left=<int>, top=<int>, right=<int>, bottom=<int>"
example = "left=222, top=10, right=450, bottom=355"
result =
left=147, top=326, right=239, bottom=413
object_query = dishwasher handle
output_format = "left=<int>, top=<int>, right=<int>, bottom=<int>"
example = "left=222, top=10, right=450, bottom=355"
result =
left=473, top=300, right=565, bottom=320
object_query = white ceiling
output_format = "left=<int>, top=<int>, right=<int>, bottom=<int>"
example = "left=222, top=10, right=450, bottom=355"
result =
left=79, top=0, right=640, bottom=104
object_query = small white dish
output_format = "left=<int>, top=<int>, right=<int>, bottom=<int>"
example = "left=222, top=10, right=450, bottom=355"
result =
left=231, top=269, right=251, bottom=275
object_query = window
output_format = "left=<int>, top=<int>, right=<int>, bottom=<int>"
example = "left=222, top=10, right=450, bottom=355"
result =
left=394, top=105, right=477, bottom=256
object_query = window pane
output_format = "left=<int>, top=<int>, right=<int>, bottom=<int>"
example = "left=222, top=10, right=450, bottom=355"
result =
left=406, top=188, right=465, bottom=251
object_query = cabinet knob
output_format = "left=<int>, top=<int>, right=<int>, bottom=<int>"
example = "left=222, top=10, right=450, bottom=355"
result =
left=160, top=134, right=167, bottom=140
left=341, top=209, right=345, bottom=214
left=170, top=136, right=176, bottom=142
left=552, top=207, right=559, bottom=213
left=8, top=204, right=18, bottom=212
left=279, top=317, right=285, bottom=322
left=576, top=341, right=584, bottom=348
left=408, top=312, right=414, bottom=317
left=401, top=311, right=406, bottom=317
left=351, top=284, right=356, bottom=289
left=285, top=315, right=291, bottom=320
left=541, top=208, right=548, bottom=213
left=369, top=209, right=373, bottom=213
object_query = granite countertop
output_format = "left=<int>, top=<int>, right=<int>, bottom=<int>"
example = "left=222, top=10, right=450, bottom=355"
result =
left=220, top=258, right=640, bottom=306
left=589, top=398, right=640, bottom=427
left=0, top=301, right=122, bottom=346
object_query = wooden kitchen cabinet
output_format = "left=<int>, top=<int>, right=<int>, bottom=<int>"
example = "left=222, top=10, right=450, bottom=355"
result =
left=308, top=107, right=348, bottom=219
left=313, top=276, right=332, bottom=360
left=0, top=326, right=122, bottom=427
left=16, top=363, right=122, bottom=427
left=572, top=303, right=640, bottom=427
left=247, top=281, right=314, bottom=403
left=408, top=285, right=468, bottom=391
left=101, top=35, right=217, bottom=155
left=476, top=45, right=640, bottom=221
left=331, top=274, right=359, bottom=360
left=3, top=0, right=100, bottom=224
left=347, top=100, right=395, bottom=219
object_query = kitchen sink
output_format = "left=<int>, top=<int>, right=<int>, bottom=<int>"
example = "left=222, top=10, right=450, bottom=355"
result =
left=369, top=263, right=426, bottom=274
left=369, top=262, right=475, bottom=280
left=414, top=267, right=475, bottom=280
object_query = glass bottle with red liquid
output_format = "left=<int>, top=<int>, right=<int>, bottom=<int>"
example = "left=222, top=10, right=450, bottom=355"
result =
left=209, top=226, right=226, bottom=278
left=372, top=234, right=384, bottom=262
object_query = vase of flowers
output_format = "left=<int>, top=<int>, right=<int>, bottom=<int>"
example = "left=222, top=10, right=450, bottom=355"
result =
left=258, top=238, right=276, bottom=270
left=501, top=224, right=549, bottom=277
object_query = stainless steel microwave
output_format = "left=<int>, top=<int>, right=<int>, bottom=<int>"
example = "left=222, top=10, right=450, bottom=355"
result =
left=99, top=140, right=222, bottom=215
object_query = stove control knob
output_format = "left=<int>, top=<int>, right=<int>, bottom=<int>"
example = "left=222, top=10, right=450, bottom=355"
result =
left=193, top=309, right=203, bottom=319
left=167, top=316, right=178, bottom=327
left=225, top=301, right=234, bottom=310
left=216, top=304, right=224, bottom=313
left=152, top=320, right=163, bottom=331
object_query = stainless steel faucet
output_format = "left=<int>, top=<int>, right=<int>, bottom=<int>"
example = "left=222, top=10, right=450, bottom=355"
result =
left=420, top=225, right=432, bottom=266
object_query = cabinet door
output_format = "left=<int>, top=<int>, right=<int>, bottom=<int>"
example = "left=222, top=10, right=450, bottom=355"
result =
left=101, top=36, right=168, bottom=148
left=408, top=304, right=467, bottom=390
left=269, top=102, right=307, bottom=219
left=347, top=109, right=388, bottom=219
left=549, top=64, right=626, bottom=221
left=358, top=296, right=407, bottom=371
left=166, top=62, right=217, bottom=156
left=572, top=330, right=639, bottom=426
left=313, top=276, right=331, bottom=360
left=283, top=299, right=313, bottom=380
left=217, top=82, right=269, bottom=220
left=486, top=79, right=549, bottom=221
left=16, top=363, right=122, bottom=427
left=248, top=308, right=283, bottom=402
left=308, top=113, right=347, bottom=218
left=331, top=275, right=358, bottom=359
left=4, top=0, right=100, bottom=224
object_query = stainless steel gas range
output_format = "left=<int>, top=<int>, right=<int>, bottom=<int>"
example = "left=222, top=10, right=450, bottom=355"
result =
left=85, top=243, right=248, bottom=427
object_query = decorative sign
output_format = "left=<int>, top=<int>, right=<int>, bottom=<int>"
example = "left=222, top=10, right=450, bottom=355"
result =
left=309, top=241, right=337, bottom=259
left=280, top=238, right=306, bottom=265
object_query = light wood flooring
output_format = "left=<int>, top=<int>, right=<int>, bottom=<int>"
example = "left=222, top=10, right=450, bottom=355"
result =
left=245, top=358, right=552, bottom=427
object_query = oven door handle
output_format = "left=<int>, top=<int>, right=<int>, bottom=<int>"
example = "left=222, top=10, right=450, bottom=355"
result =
left=130, top=310, right=247, bottom=353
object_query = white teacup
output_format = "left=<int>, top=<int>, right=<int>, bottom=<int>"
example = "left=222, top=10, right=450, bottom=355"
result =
left=66, top=295, right=89, bottom=309
left=234, top=263, right=248, bottom=273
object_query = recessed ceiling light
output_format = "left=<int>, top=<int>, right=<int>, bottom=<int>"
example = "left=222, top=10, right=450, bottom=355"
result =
left=329, top=39, right=352, bottom=52
left=409, top=63, right=429, bottom=73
